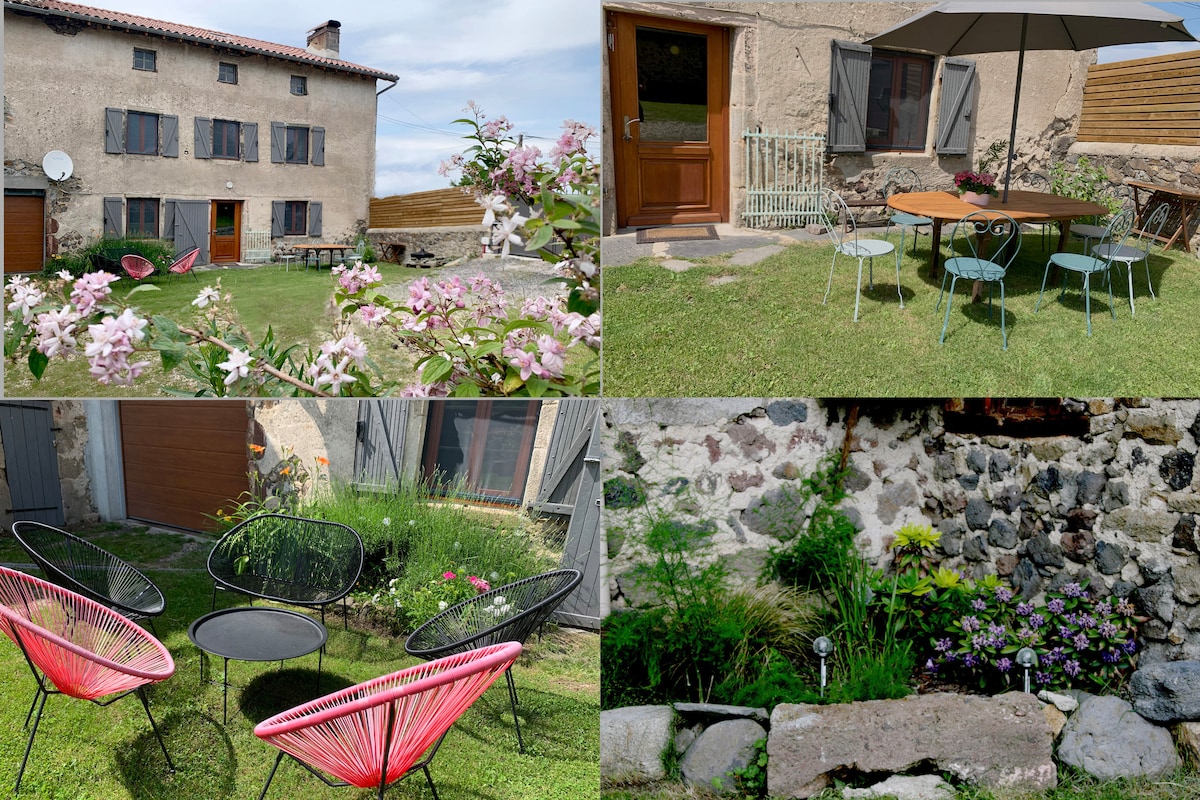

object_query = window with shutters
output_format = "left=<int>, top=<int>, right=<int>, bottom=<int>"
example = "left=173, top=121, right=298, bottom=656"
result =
left=125, top=111, right=159, bottom=155
left=866, top=51, right=932, bottom=150
left=126, top=198, right=159, bottom=238
left=285, top=126, right=309, bottom=164
left=132, top=48, right=156, bottom=72
left=212, top=119, right=240, bottom=159
left=290, top=75, right=307, bottom=96
left=218, top=62, right=238, bottom=84
left=283, top=201, right=307, bottom=235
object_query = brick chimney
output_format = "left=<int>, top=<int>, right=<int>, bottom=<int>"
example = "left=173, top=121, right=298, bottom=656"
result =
left=306, top=20, right=341, bottom=58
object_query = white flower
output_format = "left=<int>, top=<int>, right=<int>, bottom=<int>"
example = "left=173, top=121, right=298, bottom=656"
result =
left=217, top=348, right=253, bottom=386
left=438, top=601, right=448, bottom=611
left=493, top=595, right=507, bottom=606
left=454, top=541, right=461, bottom=550
left=408, top=519, right=416, bottom=527
left=192, top=287, right=221, bottom=308
left=491, top=213, right=528, bottom=257
left=476, top=193, right=509, bottom=227
left=490, top=571, right=500, bottom=581
left=382, top=517, right=391, bottom=527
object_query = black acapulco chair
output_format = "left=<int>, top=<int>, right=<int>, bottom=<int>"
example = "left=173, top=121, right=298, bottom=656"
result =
left=10, top=521, right=166, bottom=634
left=207, top=513, right=364, bottom=629
left=404, top=568, right=583, bottom=753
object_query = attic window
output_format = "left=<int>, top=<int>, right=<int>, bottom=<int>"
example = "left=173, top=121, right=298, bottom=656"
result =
left=133, top=48, right=156, bottom=71
left=218, top=62, right=238, bottom=84
left=290, top=75, right=308, bottom=96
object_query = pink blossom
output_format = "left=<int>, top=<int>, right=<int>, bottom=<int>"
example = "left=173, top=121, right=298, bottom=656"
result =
left=443, top=571, right=456, bottom=580
left=536, top=334, right=567, bottom=378
left=85, top=308, right=150, bottom=386
left=34, top=305, right=79, bottom=358
left=481, top=115, right=511, bottom=139
left=358, top=304, right=391, bottom=328
left=6, top=276, right=46, bottom=325
left=468, top=576, right=491, bottom=593
left=506, top=348, right=546, bottom=382
left=70, top=271, right=120, bottom=316
left=407, top=278, right=435, bottom=314
left=192, top=287, right=220, bottom=308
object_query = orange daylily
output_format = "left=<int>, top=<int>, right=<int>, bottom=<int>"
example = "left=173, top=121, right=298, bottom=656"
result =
left=316, top=456, right=329, bottom=466
left=248, top=444, right=265, bottom=455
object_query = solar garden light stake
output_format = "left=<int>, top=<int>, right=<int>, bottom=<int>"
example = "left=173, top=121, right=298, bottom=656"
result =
left=813, top=636, right=834, bottom=698
left=1017, top=647, right=1038, bottom=694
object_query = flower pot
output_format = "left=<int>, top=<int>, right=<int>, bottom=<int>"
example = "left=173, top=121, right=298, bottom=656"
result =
left=961, top=190, right=990, bottom=207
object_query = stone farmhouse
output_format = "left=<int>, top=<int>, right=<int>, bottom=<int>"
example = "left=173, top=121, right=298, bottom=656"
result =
left=601, top=2, right=1088, bottom=232
left=3, top=0, right=398, bottom=272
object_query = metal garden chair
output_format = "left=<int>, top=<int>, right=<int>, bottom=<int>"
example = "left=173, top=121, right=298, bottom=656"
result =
left=119, top=253, right=155, bottom=280
left=1036, top=207, right=1134, bottom=336
left=1069, top=182, right=1132, bottom=254
left=1012, top=172, right=1054, bottom=250
left=10, top=521, right=166, bottom=634
left=0, top=566, right=175, bottom=793
left=167, top=247, right=201, bottom=280
left=207, top=514, right=364, bottom=629
left=254, top=642, right=522, bottom=800
left=937, top=211, right=1021, bottom=350
left=820, top=188, right=900, bottom=320
left=882, top=166, right=933, bottom=272
left=404, top=568, right=583, bottom=753
left=1091, top=201, right=1169, bottom=315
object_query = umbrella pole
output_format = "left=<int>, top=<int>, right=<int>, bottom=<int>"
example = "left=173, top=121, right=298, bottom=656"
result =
left=1002, top=14, right=1029, bottom=204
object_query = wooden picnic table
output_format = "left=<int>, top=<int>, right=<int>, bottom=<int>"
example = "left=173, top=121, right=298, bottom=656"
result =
left=379, top=241, right=407, bottom=264
left=887, top=190, right=1109, bottom=279
left=1126, top=179, right=1200, bottom=253
left=292, top=243, right=350, bottom=269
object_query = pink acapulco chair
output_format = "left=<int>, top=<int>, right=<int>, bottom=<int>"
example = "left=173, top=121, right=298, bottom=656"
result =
left=0, top=566, right=175, bottom=793
left=119, top=253, right=156, bottom=280
left=167, top=247, right=201, bottom=280
left=253, top=641, right=522, bottom=800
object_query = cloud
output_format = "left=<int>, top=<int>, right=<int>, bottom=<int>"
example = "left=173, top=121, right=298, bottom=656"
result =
left=1096, top=42, right=1200, bottom=64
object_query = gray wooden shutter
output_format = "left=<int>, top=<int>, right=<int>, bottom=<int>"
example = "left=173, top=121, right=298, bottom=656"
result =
left=105, top=108, right=124, bottom=153
left=271, top=201, right=285, bottom=237
left=161, top=114, right=179, bottom=157
left=193, top=117, right=212, bottom=159
left=163, top=199, right=176, bottom=242
left=270, top=122, right=286, bottom=163
left=827, top=39, right=871, bottom=153
left=102, top=197, right=123, bottom=237
left=307, top=201, right=322, bottom=236
left=311, top=126, right=325, bottom=166
left=0, top=402, right=66, bottom=526
left=553, top=399, right=602, bottom=629
left=243, top=122, right=258, bottom=162
left=172, top=200, right=210, bottom=264
left=936, top=58, right=977, bottom=156
left=352, top=400, right=412, bottom=490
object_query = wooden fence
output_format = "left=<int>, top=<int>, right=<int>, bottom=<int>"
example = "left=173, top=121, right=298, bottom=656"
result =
left=1078, top=50, right=1200, bottom=147
left=368, top=187, right=483, bottom=228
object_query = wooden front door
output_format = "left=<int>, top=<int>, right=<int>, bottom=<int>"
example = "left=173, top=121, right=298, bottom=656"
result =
left=4, top=193, right=45, bottom=273
left=609, top=12, right=729, bottom=227
left=209, top=199, right=241, bottom=263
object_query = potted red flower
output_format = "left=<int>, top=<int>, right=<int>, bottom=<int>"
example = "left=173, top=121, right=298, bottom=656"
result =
left=954, top=170, right=998, bottom=206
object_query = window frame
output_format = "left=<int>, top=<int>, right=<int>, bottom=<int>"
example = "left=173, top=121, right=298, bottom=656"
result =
left=125, top=198, right=160, bottom=239
left=125, top=111, right=160, bottom=155
left=218, top=62, right=238, bottom=84
left=285, top=126, right=310, bottom=164
left=290, top=75, right=308, bottom=96
left=865, top=50, right=933, bottom=152
left=421, top=400, right=541, bottom=505
left=211, top=119, right=241, bottom=160
left=132, top=47, right=156, bottom=72
left=283, top=201, right=308, bottom=236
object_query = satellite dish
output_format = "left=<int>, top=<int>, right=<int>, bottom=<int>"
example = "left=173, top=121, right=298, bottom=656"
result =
left=42, top=150, right=73, bottom=181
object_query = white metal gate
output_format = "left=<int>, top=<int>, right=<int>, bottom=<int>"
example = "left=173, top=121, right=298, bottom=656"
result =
left=742, top=130, right=825, bottom=229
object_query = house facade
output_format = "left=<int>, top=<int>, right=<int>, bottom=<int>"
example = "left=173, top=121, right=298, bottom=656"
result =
left=3, top=0, right=398, bottom=272
left=601, top=1, right=1090, bottom=232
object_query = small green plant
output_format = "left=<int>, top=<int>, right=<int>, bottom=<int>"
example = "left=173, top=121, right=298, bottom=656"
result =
left=728, top=738, right=769, bottom=798
left=763, top=455, right=856, bottom=592
left=1051, top=155, right=1121, bottom=215
left=976, top=139, right=1010, bottom=176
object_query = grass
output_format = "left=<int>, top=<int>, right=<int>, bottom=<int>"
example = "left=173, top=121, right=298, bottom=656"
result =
left=601, top=766, right=1200, bottom=800
left=0, top=524, right=599, bottom=800
left=601, top=232, right=1200, bottom=396
left=4, top=261, right=420, bottom=397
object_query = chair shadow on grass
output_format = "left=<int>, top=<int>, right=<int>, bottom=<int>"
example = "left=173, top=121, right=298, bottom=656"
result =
left=115, top=709, right=237, bottom=800
left=451, top=685, right=599, bottom=762
left=238, top=667, right=357, bottom=724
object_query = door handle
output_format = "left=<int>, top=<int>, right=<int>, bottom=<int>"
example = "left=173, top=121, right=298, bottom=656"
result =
left=623, top=116, right=641, bottom=141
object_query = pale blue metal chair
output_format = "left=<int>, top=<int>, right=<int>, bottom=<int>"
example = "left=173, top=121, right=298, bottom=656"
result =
left=1091, top=201, right=1169, bottom=316
left=1012, top=172, right=1054, bottom=251
left=882, top=167, right=933, bottom=274
left=937, top=211, right=1020, bottom=350
left=821, top=188, right=898, bottom=321
left=1035, top=208, right=1134, bottom=336
left=1070, top=182, right=1132, bottom=255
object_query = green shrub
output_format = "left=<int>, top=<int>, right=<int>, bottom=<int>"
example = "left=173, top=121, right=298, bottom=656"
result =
left=47, top=236, right=175, bottom=277
left=763, top=455, right=856, bottom=592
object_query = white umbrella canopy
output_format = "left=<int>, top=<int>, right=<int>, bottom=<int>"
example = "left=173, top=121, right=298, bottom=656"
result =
left=865, top=1, right=1198, bottom=199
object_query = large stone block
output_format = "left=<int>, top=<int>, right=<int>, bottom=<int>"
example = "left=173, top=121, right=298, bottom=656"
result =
left=1130, top=661, right=1200, bottom=723
left=600, top=705, right=674, bottom=783
left=767, top=693, right=1055, bottom=798
left=1057, top=694, right=1180, bottom=779
left=680, top=718, right=766, bottom=792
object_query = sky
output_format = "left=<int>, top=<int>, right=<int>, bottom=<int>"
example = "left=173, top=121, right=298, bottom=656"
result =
left=73, top=0, right=602, bottom=197
left=1097, top=1, right=1200, bottom=62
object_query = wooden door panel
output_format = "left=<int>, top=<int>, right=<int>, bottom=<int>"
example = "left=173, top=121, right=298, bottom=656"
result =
left=4, top=194, right=45, bottom=273
left=640, top=157, right=711, bottom=208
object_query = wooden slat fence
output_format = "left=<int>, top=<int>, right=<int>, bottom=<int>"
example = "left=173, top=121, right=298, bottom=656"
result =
left=1079, top=50, right=1200, bottom=146
left=369, top=187, right=484, bottom=228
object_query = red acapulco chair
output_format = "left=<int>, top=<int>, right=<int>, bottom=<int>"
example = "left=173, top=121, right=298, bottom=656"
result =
left=167, top=247, right=201, bottom=280
left=0, top=566, right=175, bottom=793
left=253, top=641, right=522, bottom=800
left=119, top=253, right=156, bottom=280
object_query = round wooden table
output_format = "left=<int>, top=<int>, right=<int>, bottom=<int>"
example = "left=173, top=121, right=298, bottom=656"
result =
left=887, top=190, right=1109, bottom=279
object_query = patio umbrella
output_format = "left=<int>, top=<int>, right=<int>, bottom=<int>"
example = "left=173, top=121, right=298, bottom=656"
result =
left=865, top=2, right=1197, bottom=201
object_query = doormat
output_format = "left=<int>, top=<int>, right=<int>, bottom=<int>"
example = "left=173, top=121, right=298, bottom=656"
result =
left=636, top=225, right=719, bottom=244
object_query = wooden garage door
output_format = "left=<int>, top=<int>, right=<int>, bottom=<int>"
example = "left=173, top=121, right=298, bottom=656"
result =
left=119, top=401, right=249, bottom=531
left=4, top=193, right=45, bottom=273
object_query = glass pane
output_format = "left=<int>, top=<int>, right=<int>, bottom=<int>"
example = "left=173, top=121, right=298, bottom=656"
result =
left=636, top=26, right=708, bottom=142
left=895, top=61, right=928, bottom=148
left=474, top=403, right=531, bottom=494
left=215, top=202, right=235, bottom=236
left=433, top=402, right=477, bottom=485
left=866, top=58, right=893, bottom=144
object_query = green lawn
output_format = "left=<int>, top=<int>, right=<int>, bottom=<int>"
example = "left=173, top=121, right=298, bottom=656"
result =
left=602, top=234, right=1200, bottom=397
left=0, top=528, right=599, bottom=800
left=5, top=261, right=418, bottom=397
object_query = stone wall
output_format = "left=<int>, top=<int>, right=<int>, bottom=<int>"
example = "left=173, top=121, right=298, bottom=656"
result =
left=603, top=398, right=1200, bottom=664
left=365, top=226, right=486, bottom=264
